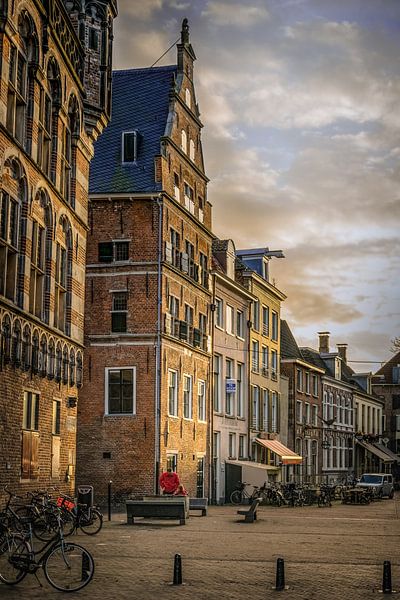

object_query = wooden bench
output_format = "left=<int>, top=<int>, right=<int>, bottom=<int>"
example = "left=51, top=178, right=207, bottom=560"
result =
left=189, top=498, right=208, bottom=516
left=126, top=500, right=187, bottom=525
left=237, top=497, right=261, bottom=523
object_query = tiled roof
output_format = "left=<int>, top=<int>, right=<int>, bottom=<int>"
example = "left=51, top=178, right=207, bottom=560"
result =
left=374, top=350, right=400, bottom=382
left=280, top=320, right=302, bottom=360
left=89, top=66, right=177, bottom=194
left=212, top=239, right=231, bottom=252
left=299, top=347, right=327, bottom=372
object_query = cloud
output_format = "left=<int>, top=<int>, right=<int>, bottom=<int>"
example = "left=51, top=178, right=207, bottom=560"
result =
left=201, top=1, right=270, bottom=26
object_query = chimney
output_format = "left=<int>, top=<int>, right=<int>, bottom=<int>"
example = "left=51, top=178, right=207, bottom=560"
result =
left=337, top=344, right=348, bottom=364
left=318, top=331, right=330, bottom=354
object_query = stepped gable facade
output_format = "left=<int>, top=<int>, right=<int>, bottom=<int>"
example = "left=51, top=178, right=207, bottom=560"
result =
left=78, top=20, right=213, bottom=502
left=0, top=0, right=117, bottom=501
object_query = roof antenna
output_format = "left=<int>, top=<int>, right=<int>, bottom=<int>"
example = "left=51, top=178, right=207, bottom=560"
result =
left=150, top=37, right=180, bottom=68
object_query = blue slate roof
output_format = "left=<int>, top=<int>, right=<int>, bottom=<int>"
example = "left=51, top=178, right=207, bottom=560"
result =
left=89, top=65, right=177, bottom=194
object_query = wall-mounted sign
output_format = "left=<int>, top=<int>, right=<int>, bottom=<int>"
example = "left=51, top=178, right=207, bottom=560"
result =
left=226, top=379, right=236, bottom=393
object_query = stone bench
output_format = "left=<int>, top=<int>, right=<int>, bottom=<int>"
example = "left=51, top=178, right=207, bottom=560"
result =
left=189, top=497, right=208, bottom=516
left=142, top=495, right=189, bottom=518
left=126, top=500, right=187, bottom=525
left=237, top=497, right=261, bottom=523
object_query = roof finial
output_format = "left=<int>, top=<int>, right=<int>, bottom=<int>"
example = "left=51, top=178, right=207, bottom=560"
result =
left=181, top=18, right=189, bottom=44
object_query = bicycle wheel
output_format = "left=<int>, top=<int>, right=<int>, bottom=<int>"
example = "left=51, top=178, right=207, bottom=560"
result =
left=79, top=509, right=103, bottom=536
left=230, top=490, right=243, bottom=505
left=32, top=510, right=59, bottom=542
left=60, top=509, right=76, bottom=537
left=0, top=534, right=29, bottom=585
left=44, top=542, right=95, bottom=592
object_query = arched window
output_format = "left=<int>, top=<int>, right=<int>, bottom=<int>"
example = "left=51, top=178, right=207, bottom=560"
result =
left=6, top=11, right=38, bottom=149
left=2, top=315, right=12, bottom=364
left=47, top=338, right=55, bottom=379
left=189, top=139, right=195, bottom=161
left=76, top=352, right=83, bottom=388
left=0, top=158, right=27, bottom=306
left=54, top=216, right=72, bottom=335
left=181, top=129, right=187, bottom=153
left=11, top=319, right=22, bottom=366
left=69, top=349, right=75, bottom=387
left=61, top=96, right=80, bottom=207
left=30, top=190, right=53, bottom=322
left=62, top=346, right=69, bottom=385
left=55, top=343, right=62, bottom=382
left=41, top=58, right=61, bottom=184
left=185, top=88, right=191, bottom=108
left=31, top=330, right=39, bottom=374
left=22, top=324, right=31, bottom=371
left=39, top=335, right=47, bottom=377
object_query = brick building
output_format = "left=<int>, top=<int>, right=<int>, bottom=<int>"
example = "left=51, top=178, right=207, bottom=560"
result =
left=280, top=320, right=324, bottom=483
left=0, top=0, right=117, bottom=502
left=77, top=20, right=213, bottom=503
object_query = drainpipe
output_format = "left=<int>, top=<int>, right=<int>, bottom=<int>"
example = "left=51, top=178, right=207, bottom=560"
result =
left=155, top=195, right=163, bottom=493
left=209, top=271, right=216, bottom=503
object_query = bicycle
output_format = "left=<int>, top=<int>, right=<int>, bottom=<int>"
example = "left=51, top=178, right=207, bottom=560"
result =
left=318, top=485, right=333, bottom=507
left=230, top=482, right=260, bottom=505
left=57, top=493, right=103, bottom=535
left=0, top=510, right=95, bottom=591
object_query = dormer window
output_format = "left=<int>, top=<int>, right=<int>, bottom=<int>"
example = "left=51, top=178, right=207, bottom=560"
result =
left=185, top=88, right=191, bottom=108
left=122, top=131, right=139, bottom=163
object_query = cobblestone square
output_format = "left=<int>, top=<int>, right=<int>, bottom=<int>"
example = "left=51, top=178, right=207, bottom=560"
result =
left=1, top=495, right=399, bottom=600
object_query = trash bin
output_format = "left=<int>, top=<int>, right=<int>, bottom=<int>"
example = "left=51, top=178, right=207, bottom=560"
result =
left=77, top=485, right=94, bottom=507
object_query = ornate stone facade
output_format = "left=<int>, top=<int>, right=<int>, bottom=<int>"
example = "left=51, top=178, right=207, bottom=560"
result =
left=0, top=0, right=117, bottom=502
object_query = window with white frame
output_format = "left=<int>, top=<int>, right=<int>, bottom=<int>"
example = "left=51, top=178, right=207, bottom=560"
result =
left=262, top=388, right=269, bottom=431
left=271, top=391, right=278, bottom=432
left=213, top=355, right=221, bottom=412
left=228, top=432, right=236, bottom=458
left=252, top=385, right=260, bottom=430
left=183, top=374, right=193, bottom=419
left=226, top=305, right=234, bottom=335
left=238, top=435, right=246, bottom=459
left=106, top=367, right=136, bottom=415
left=305, top=372, right=310, bottom=394
left=271, top=349, right=277, bottom=375
left=296, top=368, right=303, bottom=391
left=168, top=369, right=178, bottom=416
left=296, top=400, right=302, bottom=424
left=225, top=358, right=235, bottom=416
left=173, top=172, right=180, bottom=201
left=262, top=306, right=269, bottom=336
left=181, top=129, right=187, bottom=153
left=237, top=362, right=244, bottom=418
left=262, top=346, right=268, bottom=375
left=122, top=131, right=140, bottom=162
left=189, top=139, right=195, bottom=161
left=111, top=292, right=128, bottom=333
left=312, top=374, right=318, bottom=396
left=252, top=340, right=259, bottom=372
left=253, top=301, right=260, bottom=331
left=312, top=404, right=318, bottom=426
left=236, top=310, right=244, bottom=338
left=198, top=380, right=206, bottom=422
left=215, top=298, right=223, bottom=328
left=305, top=402, right=310, bottom=425
left=169, top=295, right=179, bottom=318
left=185, top=88, right=191, bottom=107
left=271, top=311, right=278, bottom=341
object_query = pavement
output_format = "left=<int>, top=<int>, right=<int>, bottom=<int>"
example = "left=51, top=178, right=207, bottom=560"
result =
left=1, top=493, right=399, bottom=599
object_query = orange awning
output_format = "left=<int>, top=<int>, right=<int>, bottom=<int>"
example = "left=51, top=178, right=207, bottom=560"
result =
left=255, top=438, right=302, bottom=465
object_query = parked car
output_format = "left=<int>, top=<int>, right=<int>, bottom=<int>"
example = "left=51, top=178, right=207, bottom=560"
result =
left=356, top=473, right=394, bottom=498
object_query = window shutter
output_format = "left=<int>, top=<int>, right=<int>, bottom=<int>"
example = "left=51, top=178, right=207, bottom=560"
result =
left=51, top=436, right=61, bottom=478
left=21, top=430, right=31, bottom=479
left=276, top=394, right=281, bottom=433
left=34, top=394, right=40, bottom=431
left=31, top=432, right=39, bottom=479
left=181, top=252, right=189, bottom=273
left=165, top=240, right=172, bottom=263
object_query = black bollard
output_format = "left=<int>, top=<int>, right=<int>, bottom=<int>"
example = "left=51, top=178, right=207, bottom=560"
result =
left=108, top=480, right=112, bottom=522
left=382, top=561, right=392, bottom=594
left=273, top=557, right=287, bottom=591
left=173, top=553, right=183, bottom=585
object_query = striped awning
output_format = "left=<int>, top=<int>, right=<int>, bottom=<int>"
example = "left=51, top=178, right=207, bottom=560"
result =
left=255, top=438, right=302, bottom=465
left=356, top=440, right=397, bottom=464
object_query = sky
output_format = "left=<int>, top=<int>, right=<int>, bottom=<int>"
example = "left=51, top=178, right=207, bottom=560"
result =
left=112, top=0, right=400, bottom=370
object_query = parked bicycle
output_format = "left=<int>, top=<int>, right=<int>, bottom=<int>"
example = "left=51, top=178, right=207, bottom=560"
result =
left=57, top=493, right=103, bottom=535
left=318, top=485, right=333, bottom=507
left=0, top=508, right=94, bottom=591
left=230, top=482, right=260, bottom=505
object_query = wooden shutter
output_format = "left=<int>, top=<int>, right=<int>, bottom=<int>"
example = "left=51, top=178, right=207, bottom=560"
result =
left=51, top=436, right=61, bottom=478
left=31, top=432, right=40, bottom=479
left=21, top=430, right=31, bottom=479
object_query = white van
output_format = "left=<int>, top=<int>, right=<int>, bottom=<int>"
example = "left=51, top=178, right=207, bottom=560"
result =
left=356, top=473, right=394, bottom=498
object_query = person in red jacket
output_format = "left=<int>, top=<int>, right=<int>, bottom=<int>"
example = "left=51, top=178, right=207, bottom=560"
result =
left=159, top=468, right=180, bottom=495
